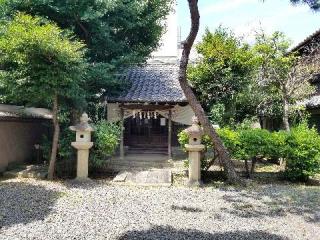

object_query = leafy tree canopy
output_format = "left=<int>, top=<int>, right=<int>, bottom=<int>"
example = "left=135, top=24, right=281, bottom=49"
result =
left=1, top=0, right=172, bottom=64
left=0, top=13, right=86, bottom=106
left=188, top=27, right=258, bottom=125
left=253, top=31, right=317, bottom=130
left=0, top=13, right=88, bottom=178
left=0, top=0, right=173, bottom=106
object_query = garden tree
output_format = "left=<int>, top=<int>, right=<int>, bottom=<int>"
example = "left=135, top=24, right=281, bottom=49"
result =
left=0, top=14, right=87, bottom=179
left=178, top=0, right=319, bottom=183
left=179, top=0, right=240, bottom=183
left=254, top=31, right=319, bottom=131
left=188, top=27, right=258, bottom=126
left=0, top=0, right=173, bottom=106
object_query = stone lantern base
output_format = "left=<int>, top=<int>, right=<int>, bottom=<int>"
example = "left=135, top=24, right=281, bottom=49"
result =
left=71, top=142, right=93, bottom=180
left=185, top=144, right=205, bottom=186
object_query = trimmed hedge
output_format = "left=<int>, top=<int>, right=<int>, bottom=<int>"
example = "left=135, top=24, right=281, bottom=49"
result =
left=178, top=124, right=320, bottom=181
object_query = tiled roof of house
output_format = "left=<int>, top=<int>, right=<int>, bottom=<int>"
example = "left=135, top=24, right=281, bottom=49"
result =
left=107, top=63, right=187, bottom=103
left=0, top=104, right=52, bottom=120
left=306, top=95, right=320, bottom=108
left=291, top=28, right=320, bottom=52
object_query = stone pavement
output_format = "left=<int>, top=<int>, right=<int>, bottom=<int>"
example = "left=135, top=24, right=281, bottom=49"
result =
left=113, top=169, right=172, bottom=186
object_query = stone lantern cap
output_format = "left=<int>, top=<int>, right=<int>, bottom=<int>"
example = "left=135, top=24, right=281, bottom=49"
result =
left=184, top=116, right=204, bottom=146
left=184, top=116, right=203, bottom=137
left=69, top=113, right=94, bottom=132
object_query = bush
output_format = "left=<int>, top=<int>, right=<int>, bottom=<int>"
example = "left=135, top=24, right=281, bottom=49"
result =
left=239, top=129, right=274, bottom=160
left=90, top=120, right=121, bottom=169
left=217, top=127, right=241, bottom=159
left=42, top=122, right=77, bottom=178
left=269, top=130, right=288, bottom=161
left=285, top=124, right=320, bottom=181
left=178, top=123, right=320, bottom=181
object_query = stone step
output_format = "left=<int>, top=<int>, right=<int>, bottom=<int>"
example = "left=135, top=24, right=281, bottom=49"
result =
left=108, top=161, right=171, bottom=167
left=107, top=162, right=172, bottom=171
left=127, top=150, right=167, bottom=154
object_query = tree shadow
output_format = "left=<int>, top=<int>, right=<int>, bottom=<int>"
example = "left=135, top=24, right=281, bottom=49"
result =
left=62, top=179, right=109, bottom=190
left=118, top=226, right=288, bottom=240
left=0, top=181, right=61, bottom=228
left=221, top=185, right=320, bottom=222
left=171, top=205, right=203, bottom=213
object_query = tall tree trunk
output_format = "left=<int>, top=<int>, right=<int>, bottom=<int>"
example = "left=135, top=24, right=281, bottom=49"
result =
left=48, top=94, right=60, bottom=180
left=179, top=0, right=240, bottom=184
left=282, top=95, right=290, bottom=131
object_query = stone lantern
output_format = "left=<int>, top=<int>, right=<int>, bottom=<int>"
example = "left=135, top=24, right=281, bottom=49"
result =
left=183, top=116, right=205, bottom=186
left=70, top=113, right=94, bottom=180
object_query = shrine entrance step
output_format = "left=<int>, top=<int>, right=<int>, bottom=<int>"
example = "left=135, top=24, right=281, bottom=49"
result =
left=112, top=169, right=172, bottom=186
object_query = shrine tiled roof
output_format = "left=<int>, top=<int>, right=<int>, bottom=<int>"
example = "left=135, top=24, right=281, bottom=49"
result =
left=107, top=63, right=187, bottom=103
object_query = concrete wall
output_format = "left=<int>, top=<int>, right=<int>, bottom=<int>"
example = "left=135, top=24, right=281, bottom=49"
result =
left=0, top=119, right=49, bottom=172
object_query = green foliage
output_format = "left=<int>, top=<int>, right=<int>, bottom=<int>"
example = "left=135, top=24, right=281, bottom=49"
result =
left=177, top=131, right=189, bottom=152
left=42, top=120, right=121, bottom=174
left=90, top=121, right=121, bottom=169
left=178, top=122, right=320, bottom=181
left=209, top=104, right=225, bottom=126
left=2, top=0, right=172, bottom=63
left=238, top=129, right=274, bottom=160
left=270, top=130, right=288, bottom=160
left=217, top=125, right=320, bottom=181
left=1, top=0, right=173, bottom=104
left=41, top=109, right=77, bottom=177
left=285, top=124, right=320, bottom=181
left=188, top=27, right=258, bottom=125
left=253, top=31, right=315, bottom=128
left=217, top=127, right=241, bottom=159
left=0, top=13, right=86, bottom=106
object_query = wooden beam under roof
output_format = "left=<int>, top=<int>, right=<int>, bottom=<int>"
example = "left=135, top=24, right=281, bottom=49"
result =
left=120, top=104, right=175, bottom=110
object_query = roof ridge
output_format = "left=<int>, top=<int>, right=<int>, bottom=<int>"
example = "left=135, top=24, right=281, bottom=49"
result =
left=291, top=28, right=320, bottom=52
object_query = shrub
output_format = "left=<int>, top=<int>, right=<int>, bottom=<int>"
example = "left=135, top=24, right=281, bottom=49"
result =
left=90, top=120, right=121, bottom=169
left=239, top=129, right=273, bottom=159
left=285, top=124, right=320, bottom=181
left=41, top=120, right=77, bottom=178
left=217, top=127, right=241, bottom=159
left=269, top=130, right=288, bottom=161
left=179, top=123, right=320, bottom=181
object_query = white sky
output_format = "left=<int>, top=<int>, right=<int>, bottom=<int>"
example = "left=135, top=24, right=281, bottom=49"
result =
left=177, top=0, right=320, bottom=46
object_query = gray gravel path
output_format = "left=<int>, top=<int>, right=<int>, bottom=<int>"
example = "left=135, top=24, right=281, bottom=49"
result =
left=0, top=178, right=319, bottom=240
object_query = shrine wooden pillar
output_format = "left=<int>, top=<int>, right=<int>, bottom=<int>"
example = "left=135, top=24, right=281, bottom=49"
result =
left=120, top=107, right=124, bottom=160
left=168, top=109, right=172, bottom=159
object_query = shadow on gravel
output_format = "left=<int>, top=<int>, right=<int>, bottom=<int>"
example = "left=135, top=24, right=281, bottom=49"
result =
left=221, top=185, right=320, bottom=222
left=0, top=182, right=60, bottom=228
left=171, top=205, right=203, bottom=213
left=62, top=179, right=110, bottom=190
left=118, top=226, right=288, bottom=240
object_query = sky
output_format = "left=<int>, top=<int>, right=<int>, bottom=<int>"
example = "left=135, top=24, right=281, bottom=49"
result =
left=177, top=0, right=320, bottom=47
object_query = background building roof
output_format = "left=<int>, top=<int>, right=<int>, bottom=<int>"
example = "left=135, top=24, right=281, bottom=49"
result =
left=0, top=104, right=52, bottom=120
left=107, top=63, right=187, bottom=103
left=291, top=28, right=320, bottom=53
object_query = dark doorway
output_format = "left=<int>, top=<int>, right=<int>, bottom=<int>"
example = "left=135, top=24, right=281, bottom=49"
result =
left=124, top=117, right=168, bottom=147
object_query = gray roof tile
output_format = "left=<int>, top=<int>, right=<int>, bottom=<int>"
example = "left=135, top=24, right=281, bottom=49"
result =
left=0, top=104, right=52, bottom=120
left=108, top=64, right=187, bottom=103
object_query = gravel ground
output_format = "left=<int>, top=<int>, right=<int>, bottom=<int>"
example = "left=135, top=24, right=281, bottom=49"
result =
left=0, top=178, right=319, bottom=240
